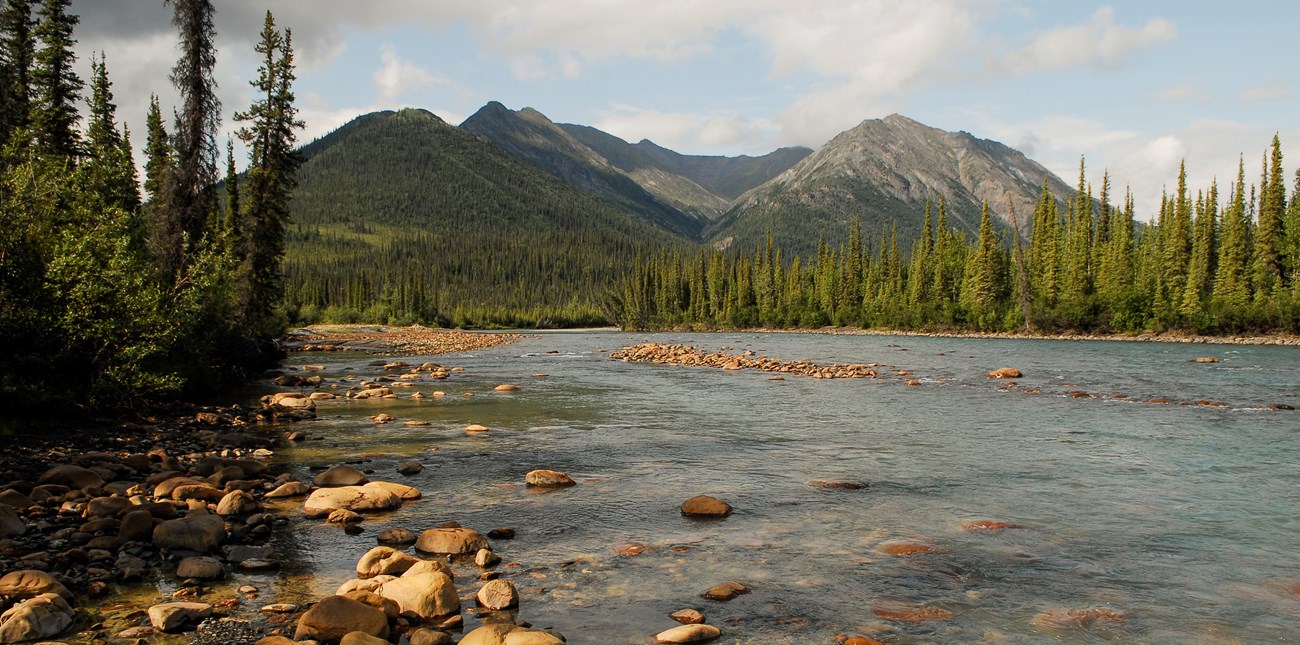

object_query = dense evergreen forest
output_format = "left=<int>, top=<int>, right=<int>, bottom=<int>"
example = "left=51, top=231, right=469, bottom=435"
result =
left=0, top=0, right=300, bottom=407
left=604, top=149, right=1300, bottom=334
left=279, top=108, right=688, bottom=328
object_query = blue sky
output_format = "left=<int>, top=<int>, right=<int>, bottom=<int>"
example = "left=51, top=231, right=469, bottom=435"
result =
left=72, top=1, right=1298, bottom=218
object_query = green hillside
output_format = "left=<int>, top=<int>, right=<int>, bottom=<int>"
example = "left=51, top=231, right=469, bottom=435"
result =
left=283, top=108, right=689, bottom=327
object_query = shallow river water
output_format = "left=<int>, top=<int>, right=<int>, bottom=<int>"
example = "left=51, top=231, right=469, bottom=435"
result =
left=251, top=331, right=1300, bottom=644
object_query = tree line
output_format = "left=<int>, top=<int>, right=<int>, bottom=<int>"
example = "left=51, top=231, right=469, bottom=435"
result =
left=0, top=0, right=301, bottom=408
left=602, top=141, right=1300, bottom=334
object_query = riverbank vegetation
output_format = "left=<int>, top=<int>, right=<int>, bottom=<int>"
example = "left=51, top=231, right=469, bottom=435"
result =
left=0, top=0, right=300, bottom=407
left=603, top=150, right=1300, bottom=335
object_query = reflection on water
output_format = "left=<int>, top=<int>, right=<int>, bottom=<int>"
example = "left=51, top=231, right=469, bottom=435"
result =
left=248, top=332, right=1300, bottom=643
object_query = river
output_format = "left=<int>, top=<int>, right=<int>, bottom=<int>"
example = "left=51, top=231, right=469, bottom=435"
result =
left=250, top=331, right=1300, bottom=643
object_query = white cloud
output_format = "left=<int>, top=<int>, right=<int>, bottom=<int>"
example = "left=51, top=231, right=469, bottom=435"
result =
left=1239, top=84, right=1291, bottom=104
left=1152, top=83, right=1201, bottom=104
left=374, top=46, right=440, bottom=102
left=595, top=104, right=778, bottom=155
left=1003, top=6, right=1176, bottom=74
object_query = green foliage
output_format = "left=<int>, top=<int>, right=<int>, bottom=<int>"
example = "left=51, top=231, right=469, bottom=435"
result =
left=607, top=140, right=1300, bottom=335
left=280, top=108, right=687, bottom=328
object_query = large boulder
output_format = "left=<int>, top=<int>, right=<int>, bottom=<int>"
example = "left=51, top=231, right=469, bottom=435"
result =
left=505, top=630, right=566, bottom=645
left=294, top=595, right=389, bottom=643
left=314, top=465, right=368, bottom=488
left=37, top=464, right=103, bottom=490
left=153, top=513, right=226, bottom=552
left=0, top=593, right=74, bottom=643
left=369, top=481, right=421, bottom=500
left=415, top=527, right=489, bottom=555
left=0, top=489, right=32, bottom=509
left=0, top=570, right=73, bottom=603
left=147, top=601, right=213, bottom=632
left=303, top=483, right=402, bottom=519
left=374, top=565, right=459, bottom=620
left=355, top=546, right=418, bottom=578
left=0, top=505, right=24, bottom=538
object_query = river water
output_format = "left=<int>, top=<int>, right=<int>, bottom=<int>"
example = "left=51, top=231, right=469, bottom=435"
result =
left=254, top=331, right=1300, bottom=644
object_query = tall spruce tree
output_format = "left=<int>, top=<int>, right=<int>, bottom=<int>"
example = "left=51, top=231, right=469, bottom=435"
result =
left=1181, top=182, right=1217, bottom=320
left=1253, top=135, right=1285, bottom=299
left=142, top=94, right=169, bottom=201
left=1213, top=159, right=1252, bottom=321
left=0, top=0, right=36, bottom=151
left=1029, top=180, right=1060, bottom=310
left=235, top=11, right=301, bottom=332
left=162, top=0, right=220, bottom=275
left=959, top=201, right=1002, bottom=326
left=28, top=0, right=79, bottom=158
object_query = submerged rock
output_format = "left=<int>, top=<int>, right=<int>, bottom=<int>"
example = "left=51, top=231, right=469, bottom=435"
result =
left=681, top=495, right=732, bottom=518
left=701, top=581, right=749, bottom=601
left=314, top=464, right=369, bottom=487
left=525, top=469, right=575, bottom=487
left=987, top=367, right=1023, bottom=379
left=153, top=513, right=226, bottom=552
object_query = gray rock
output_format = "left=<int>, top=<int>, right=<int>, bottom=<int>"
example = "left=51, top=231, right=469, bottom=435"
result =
left=176, top=556, right=224, bottom=580
left=153, top=512, right=226, bottom=552
left=314, top=465, right=368, bottom=487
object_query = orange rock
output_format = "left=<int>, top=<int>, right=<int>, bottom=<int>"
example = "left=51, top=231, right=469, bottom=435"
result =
left=987, top=367, right=1023, bottom=379
left=1149, top=398, right=1171, bottom=404
left=463, top=424, right=489, bottom=434
left=493, top=384, right=519, bottom=392
left=843, top=637, right=886, bottom=645
left=876, top=540, right=935, bottom=556
left=872, top=599, right=955, bottom=622
left=1031, top=607, right=1125, bottom=629
left=681, top=495, right=732, bottom=518
left=961, top=519, right=1020, bottom=532
left=615, top=543, right=645, bottom=556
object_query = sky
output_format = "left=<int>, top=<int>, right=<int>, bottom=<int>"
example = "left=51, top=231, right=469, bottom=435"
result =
left=69, top=0, right=1299, bottom=220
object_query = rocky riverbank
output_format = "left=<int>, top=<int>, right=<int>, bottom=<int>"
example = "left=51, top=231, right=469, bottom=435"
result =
left=282, top=326, right=526, bottom=355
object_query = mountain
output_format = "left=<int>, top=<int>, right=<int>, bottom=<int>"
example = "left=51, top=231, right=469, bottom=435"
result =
left=708, top=114, right=1074, bottom=257
left=459, top=102, right=707, bottom=238
left=283, top=108, right=687, bottom=325
left=557, top=123, right=812, bottom=207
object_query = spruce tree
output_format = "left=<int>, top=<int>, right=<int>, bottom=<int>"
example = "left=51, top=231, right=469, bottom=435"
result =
left=959, top=202, right=1002, bottom=326
left=235, top=11, right=301, bottom=331
left=0, top=0, right=36, bottom=151
left=1213, top=159, right=1252, bottom=320
left=223, top=138, right=238, bottom=237
left=1180, top=183, right=1217, bottom=320
left=28, top=0, right=80, bottom=158
left=142, top=94, right=169, bottom=201
left=1029, top=180, right=1060, bottom=310
left=164, top=0, right=220, bottom=273
left=1253, top=135, right=1285, bottom=299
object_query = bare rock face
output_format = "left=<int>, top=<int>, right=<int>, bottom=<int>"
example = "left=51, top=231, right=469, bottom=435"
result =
left=681, top=495, right=732, bottom=518
left=717, top=114, right=1076, bottom=255
left=415, top=527, right=489, bottom=555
